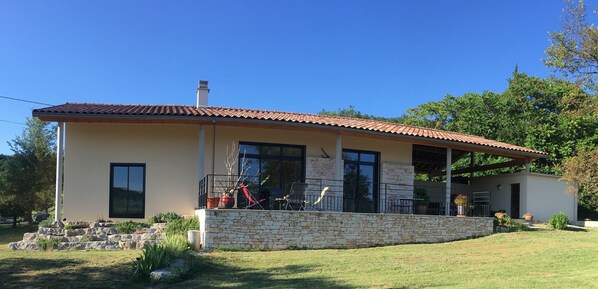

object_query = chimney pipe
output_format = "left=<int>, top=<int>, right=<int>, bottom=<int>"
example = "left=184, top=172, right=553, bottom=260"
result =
left=196, top=80, right=209, bottom=108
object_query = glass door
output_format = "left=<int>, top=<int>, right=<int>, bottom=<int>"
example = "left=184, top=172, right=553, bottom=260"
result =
left=343, top=149, right=379, bottom=213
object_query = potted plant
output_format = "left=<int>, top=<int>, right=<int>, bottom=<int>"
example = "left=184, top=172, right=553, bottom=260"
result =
left=454, top=194, right=468, bottom=217
left=523, top=212, right=533, bottom=221
left=414, top=187, right=429, bottom=214
left=218, top=143, right=249, bottom=209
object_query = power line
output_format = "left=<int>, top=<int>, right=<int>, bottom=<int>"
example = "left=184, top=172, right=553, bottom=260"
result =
left=0, top=119, right=26, bottom=125
left=0, top=95, right=54, bottom=106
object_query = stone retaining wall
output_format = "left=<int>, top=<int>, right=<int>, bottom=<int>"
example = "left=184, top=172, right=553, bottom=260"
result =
left=197, top=209, right=494, bottom=251
left=9, top=222, right=165, bottom=251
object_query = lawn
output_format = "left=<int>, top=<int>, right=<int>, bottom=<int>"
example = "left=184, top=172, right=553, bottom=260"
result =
left=1, top=224, right=598, bottom=289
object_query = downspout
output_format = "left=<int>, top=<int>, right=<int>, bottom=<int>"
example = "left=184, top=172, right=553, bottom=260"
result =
left=54, top=122, right=65, bottom=222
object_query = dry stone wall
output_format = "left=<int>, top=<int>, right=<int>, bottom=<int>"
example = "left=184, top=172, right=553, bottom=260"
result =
left=198, top=209, right=493, bottom=251
left=9, top=222, right=165, bottom=251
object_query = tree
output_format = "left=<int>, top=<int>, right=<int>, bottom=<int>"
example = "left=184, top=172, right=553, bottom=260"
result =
left=402, top=72, right=597, bottom=175
left=0, top=118, right=56, bottom=227
left=320, top=105, right=405, bottom=123
left=544, top=0, right=598, bottom=91
left=559, top=146, right=598, bottom=212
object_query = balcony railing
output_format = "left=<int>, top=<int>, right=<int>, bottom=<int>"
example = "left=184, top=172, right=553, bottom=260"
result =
left=198, top=174, right=491, bottom=217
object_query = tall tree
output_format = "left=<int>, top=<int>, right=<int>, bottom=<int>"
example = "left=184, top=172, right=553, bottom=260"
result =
left=0, top=118, right=56, bottom=227
left=544, top=0, right=598, bottom=91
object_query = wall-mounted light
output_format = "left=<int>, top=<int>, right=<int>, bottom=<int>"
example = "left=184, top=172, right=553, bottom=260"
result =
left=496, top=184, right=502, bottom=191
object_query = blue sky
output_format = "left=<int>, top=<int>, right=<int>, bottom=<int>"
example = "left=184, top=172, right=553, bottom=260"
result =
left=0, top=1, right=587, bottom=154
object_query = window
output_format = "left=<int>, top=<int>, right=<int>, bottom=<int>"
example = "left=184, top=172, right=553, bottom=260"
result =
left=110, top=163, right=145, bottom=218
left=238, top=142, right=305, bottom=194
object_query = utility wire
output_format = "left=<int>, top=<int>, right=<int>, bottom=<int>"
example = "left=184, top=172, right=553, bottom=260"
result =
left=0, top=95, right=54, bottom=106
left=0, top=119, right=26, bottom=125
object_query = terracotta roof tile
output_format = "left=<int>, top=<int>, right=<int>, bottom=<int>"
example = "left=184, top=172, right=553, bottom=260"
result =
left=32, top=103, right=548, bottom=156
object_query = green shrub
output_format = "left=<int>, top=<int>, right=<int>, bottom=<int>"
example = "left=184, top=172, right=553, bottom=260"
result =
left=549, top=212, right=569, bottom=230
left=115, top=221, right=146, bottom=234
left=38, top=219, right=53, bottom=228
left=161, top=234, right=190, bottom=259
left=509, top=220, right=529, bottom=232
left=494, top=212, right=512, bottom=227
left=150, top=212, right=183, bottom=224
left=132, top=243, right=169, bottom=281
left=165, top=217, right=199, bottom=237
left=37, top=238, right=60, bottom=251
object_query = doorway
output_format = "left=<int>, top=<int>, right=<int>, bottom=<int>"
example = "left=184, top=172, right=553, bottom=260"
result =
left=511, top=183, right=520, bottom=218
left=343, top=149, right=379, bottom=213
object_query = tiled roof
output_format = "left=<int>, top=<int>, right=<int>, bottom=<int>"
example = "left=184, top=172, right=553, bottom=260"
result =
left=33, top=103, right=548, bottom=157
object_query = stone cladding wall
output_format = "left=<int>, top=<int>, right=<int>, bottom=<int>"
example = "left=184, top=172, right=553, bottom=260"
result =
left=198, top=209, right=493, bottom=251
left=380, top=163, right=415, bottom=213
left=305, top=157, right=343, bottom=212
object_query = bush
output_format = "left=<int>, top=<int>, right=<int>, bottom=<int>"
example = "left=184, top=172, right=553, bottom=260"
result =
left=494, top=213, right=512, bottom=227
left=115, top=221, right=146, bottom=234
left=509, top=220, right=529, bottom=232
left=38, top=218, right=53, bottom=228
left=161, top=234, right=190, bottom=259
left=165, top=217, right=199, bottom=237
left=37, top=238, right=60, bottom=251
left=549, top=212, right=569, bottom=230
left=132, top=243, right=169, bottom=281
left=150, top=212, right=183, bottom=224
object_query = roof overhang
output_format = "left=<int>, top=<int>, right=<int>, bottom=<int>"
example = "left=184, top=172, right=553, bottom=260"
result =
left=33, top=111, right=548, bottom=160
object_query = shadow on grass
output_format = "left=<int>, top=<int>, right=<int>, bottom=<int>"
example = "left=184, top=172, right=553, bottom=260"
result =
left=162, top=254, right=410, bottom=289
left=0, top=257, right=144, bottom=289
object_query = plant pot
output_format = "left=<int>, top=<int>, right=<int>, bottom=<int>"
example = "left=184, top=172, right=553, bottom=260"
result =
left=415, top=205, right=427, bottom=215
left=524, top=215, right=533, bottom=221
left=457, top=205, right=466, bottom=217
left=220, top=197, right=235, bottom=209
left=207, top=197, right=220, bottom=209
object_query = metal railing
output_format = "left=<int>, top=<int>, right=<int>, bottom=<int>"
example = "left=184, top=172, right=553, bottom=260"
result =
left=198, top=174, right=492, bottom=217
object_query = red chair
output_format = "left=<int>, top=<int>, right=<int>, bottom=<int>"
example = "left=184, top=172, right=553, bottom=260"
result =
left=240, top=183, right=266, bottom=209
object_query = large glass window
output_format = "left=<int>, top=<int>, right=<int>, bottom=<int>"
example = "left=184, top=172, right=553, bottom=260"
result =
left=343, top=150, right=379, bottom=213
left=110, top=163, right=145, bottom=218
left=238, top=142, right=305, bottom=197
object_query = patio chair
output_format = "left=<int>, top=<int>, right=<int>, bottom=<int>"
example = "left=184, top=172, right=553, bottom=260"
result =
left=304, top=187, right=329, bottom=211
left=240, top=183, right=266, bottom=210
left=282, top=182, right=308, bottom=211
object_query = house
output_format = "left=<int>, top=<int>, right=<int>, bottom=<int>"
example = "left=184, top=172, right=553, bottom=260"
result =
left=32, top=81, right=576, bottom=224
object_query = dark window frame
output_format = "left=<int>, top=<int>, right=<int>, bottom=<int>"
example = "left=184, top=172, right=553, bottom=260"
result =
left=109, top=163, right=146, bottom=219
left=342, top=149, right=380, bottom=213
left=238, top=141, right=306, bottom=187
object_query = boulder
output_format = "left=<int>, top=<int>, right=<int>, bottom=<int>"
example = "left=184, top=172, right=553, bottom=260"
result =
left=150, top=268, right=175, bottom=282
left=22, top=233, right=37, bottom=242
left=65, top=229, right=86, bottom=237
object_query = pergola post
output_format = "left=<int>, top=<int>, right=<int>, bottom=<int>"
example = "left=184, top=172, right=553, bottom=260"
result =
left=54, top=122, right=64, bottom=222
left=445, top=148, right=452, bottom=216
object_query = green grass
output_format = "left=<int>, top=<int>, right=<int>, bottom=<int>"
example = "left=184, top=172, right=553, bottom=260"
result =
left=1, top=224, right=598, bottom=288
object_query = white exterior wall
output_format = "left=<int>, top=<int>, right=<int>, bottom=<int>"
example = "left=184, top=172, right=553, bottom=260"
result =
left=470, top=172, right=575, bottom=221
left=525, top=173, right=573, bottom=222
left=63, top=123, right=414, bottom=220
